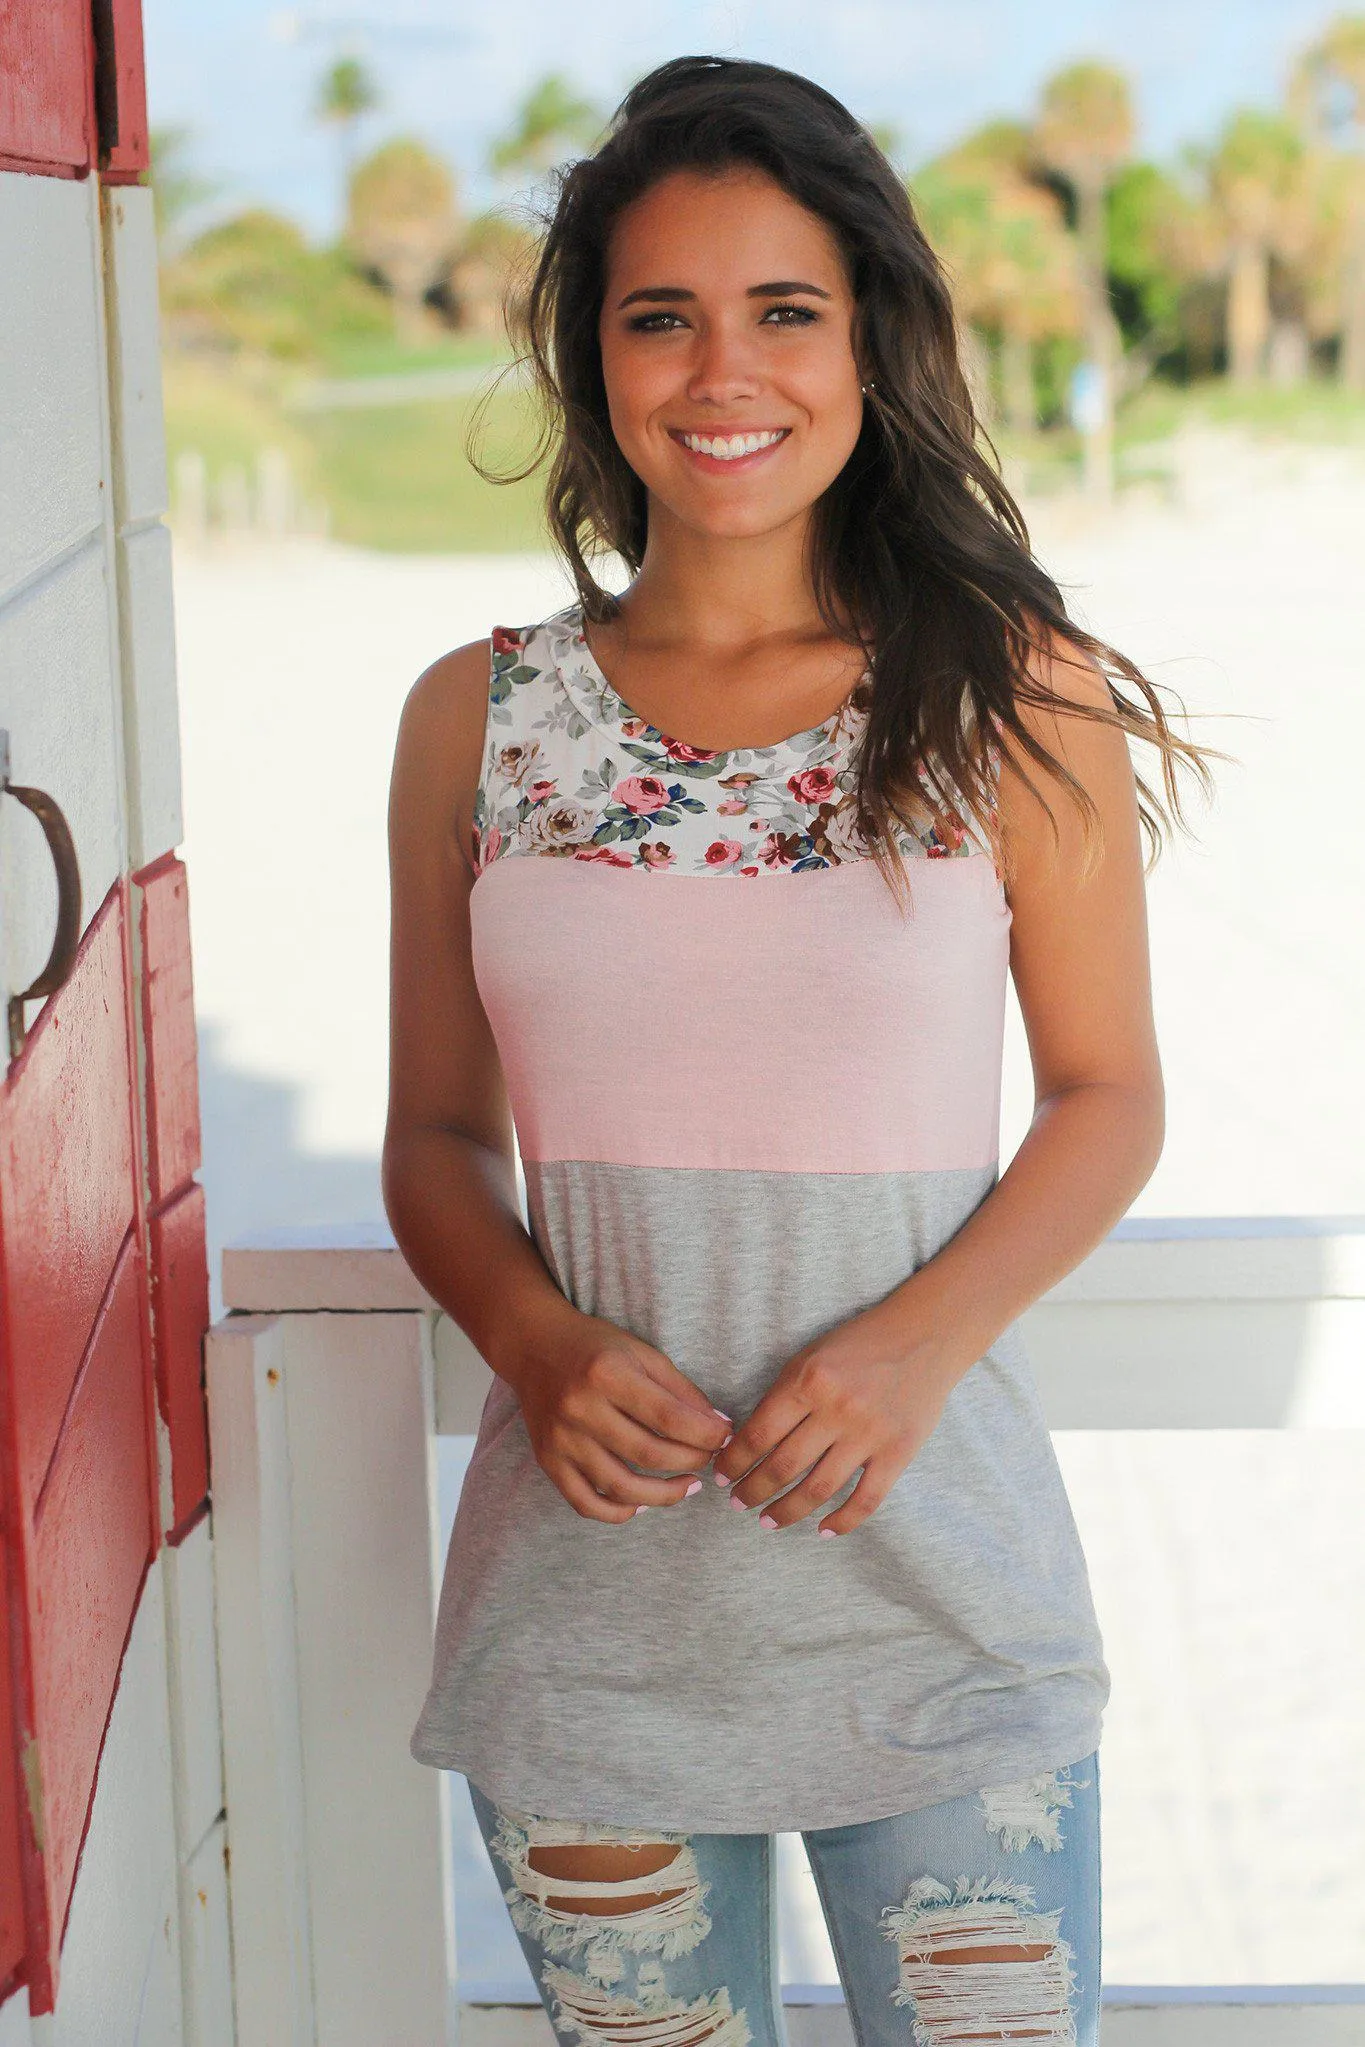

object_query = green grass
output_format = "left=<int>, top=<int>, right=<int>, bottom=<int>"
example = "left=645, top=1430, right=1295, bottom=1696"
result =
left=303, top=386, right=551, bottom=551
left=163, top=355, right=321, bottom=494
left=1134, top=375, right=1365, bottom=444
left=163, top=352, right=550, bottom=550
left=310, top=330, right=514, bottom=380
left=164, top=355, right=1365, bottom=554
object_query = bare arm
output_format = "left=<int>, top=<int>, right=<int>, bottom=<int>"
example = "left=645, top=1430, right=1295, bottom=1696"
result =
left=874, top=631, right=1165, bottom=1367
left=381, top=641, right=567, bottom=1380
left=382, top=642, right=730, bottom=1520
left=715, top=630, right=1164, bottom=1530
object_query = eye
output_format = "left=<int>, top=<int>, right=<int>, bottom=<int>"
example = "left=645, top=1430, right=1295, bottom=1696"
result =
left=626, top=310, right=686, bottom=332
left=762, top=302, right=819, bottom=325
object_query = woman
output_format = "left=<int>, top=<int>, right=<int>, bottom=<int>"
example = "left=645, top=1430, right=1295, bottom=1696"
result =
left=385, top=54, right=1212, bottom=2047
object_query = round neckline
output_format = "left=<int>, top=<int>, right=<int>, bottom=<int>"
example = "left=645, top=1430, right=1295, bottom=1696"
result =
left=555, top=600, right=871, bottom=757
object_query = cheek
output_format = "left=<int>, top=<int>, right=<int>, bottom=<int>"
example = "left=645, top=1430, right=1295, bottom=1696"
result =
left=600, top=337, right=669, bottom=436
left=798, top=368, right=866, bottom=463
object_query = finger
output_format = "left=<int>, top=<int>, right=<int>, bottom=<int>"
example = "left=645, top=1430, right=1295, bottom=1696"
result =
left=750, top=1443, right=865, bottom=1528
left=602, top=1352, right=733, bottom=1453
left=571, top=1436, right=708, bottom=1510
left=725, top=1416, right=837, bottom=1509
left=713, top=1388, right=810, bottom=1488
left=593, top=1407, right=717, bottom=1477
left=553, top=1462, right=638, bottom=1525
left=816, top=1456, right=898, bottom=1537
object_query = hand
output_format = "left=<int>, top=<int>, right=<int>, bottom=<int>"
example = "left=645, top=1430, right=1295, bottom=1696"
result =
left=509, top=1308, right=733, bottom=1524
left=713, top=1305, right=958, bottom=1536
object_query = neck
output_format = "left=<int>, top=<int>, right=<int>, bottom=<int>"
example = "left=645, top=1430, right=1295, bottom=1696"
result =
left=612, top=500, right=854, bottom=653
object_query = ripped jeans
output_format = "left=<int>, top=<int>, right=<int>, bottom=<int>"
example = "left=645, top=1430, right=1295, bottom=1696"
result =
left=469, top=1751, right=1101, bottom=2047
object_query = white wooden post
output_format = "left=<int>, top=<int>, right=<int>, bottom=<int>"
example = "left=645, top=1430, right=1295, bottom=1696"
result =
left=206, top=1285, right=455, bottom=2047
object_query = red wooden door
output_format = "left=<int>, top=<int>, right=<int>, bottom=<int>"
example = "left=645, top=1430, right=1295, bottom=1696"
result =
left=0, top=0, right=204, bottom=2018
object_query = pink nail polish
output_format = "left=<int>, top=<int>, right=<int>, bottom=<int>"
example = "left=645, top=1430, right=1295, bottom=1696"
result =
left=759, top=1513, right=777, bottom=1530
left=713, top=1470, right=731, bottom=1486
left=713, top=1409, right=734, bottom=1422
left=729, top=1494, right=747, bottom=1511
left=634, top=1504, right=649, bottom=1515
left=819, top=1527, right=837, bottom=1538
left=684, top=1478, right=702, bottom=1497
left=718, top=1432, right=734, bottom=1449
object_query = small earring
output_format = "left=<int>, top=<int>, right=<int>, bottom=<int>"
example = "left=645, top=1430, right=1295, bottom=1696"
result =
left=861, top=380, right=875, bottom=394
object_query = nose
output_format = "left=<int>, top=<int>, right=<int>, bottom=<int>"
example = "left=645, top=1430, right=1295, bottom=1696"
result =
left=684, top=317, right=763, bottom=407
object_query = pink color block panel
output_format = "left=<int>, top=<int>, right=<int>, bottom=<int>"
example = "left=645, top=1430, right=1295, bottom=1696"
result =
left=471, top=856, right=1011, bottom=1173
left=148, top=1182, right=210, bottom=1530
left=137, top=858, right=202, bottom=1205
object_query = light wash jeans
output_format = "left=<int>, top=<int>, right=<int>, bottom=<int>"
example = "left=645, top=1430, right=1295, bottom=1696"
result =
left=469, top=1750, right=1101, bottom=2047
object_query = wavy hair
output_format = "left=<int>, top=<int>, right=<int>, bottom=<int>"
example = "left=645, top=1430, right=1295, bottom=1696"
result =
left=472, top=53, right=1218, bottom=904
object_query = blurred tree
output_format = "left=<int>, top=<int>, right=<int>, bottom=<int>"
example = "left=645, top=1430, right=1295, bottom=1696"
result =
left=489, top=73, right=605, bottom=184
left=347, top=137, right=462, bottom=340
left=1034, top=62, right=1134, bottom=490
left=1290, top=15, right=1365, bottom=385
left=1206, top=110, right=1311, bottom=383
left=148, top=125, right=218, bottom=256
left=915, top=123, right=1080, bottom=431
left=436, top=209, right=536, bottom=337
left=160, top=208, right=389, bottom=362
left=316, top=55, right=382, bottom=213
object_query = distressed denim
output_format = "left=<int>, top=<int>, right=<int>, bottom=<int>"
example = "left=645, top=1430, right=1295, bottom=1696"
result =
left=469, top=1750, right=1101, bottom=2047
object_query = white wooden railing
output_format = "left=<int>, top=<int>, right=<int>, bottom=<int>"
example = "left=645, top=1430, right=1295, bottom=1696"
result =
left=204, top=1219, right=1365, bottom=2046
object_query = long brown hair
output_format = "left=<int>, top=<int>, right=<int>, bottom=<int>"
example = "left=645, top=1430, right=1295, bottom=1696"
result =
left=474, top=53, right=1219, bottom=905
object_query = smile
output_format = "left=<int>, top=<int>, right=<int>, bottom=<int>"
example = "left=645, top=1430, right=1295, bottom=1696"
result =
left=669, top=427, right=792, bottom=465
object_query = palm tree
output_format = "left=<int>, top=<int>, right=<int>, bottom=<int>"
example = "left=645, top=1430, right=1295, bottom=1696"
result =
left=316, top=55, right=381, bottom=220
left=915, top=125, right=1080, bottom=433
left=489, top=73, right=604, bottom=186
left=1206, top=110, right=1311, bottom=384
left=1034, top=62, right=1135, bottom=495
left=1290, top=15, right=1365, bottom=386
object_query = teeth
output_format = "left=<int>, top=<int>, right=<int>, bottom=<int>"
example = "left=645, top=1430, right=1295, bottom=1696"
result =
left=680, top=429, right=786, bottom=460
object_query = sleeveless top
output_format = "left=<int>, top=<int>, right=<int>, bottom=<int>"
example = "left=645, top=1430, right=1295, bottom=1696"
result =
left=408, top=598, right=1110, bottom=1832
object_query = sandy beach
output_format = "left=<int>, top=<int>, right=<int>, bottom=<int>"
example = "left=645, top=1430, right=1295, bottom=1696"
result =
left=172, top=425, right=1365, bottom=1988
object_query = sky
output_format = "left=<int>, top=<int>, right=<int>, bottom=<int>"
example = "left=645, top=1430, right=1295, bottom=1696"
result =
left=144, top=0, right=1349, bottom=240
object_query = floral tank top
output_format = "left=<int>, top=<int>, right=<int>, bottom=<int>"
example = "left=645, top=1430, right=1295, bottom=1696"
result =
left=409, top=597, right=1110, bottom=1832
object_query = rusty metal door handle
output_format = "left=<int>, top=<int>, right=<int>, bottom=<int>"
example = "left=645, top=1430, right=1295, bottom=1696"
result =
left=1, top=730, right=83, bottom=1062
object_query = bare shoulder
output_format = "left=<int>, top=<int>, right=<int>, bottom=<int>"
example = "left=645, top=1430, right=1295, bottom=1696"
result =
left=1006, top=619, right=1115, bottom=755
left=996, top=617, right=1141, bottom=883
left=389, top=637, right=493, bottom=875
left=999, top=619, right=1131, bottom=791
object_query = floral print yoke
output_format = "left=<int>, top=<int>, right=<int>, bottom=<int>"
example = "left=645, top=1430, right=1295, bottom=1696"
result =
left=470, top=602, right=997, bottom=880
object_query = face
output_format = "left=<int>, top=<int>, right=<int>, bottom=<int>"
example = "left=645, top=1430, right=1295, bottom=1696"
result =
left=597, top=165, right=866, bottom=541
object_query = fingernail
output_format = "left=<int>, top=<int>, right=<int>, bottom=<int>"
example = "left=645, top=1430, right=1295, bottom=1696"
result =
left=634, top=1504, right=649, bottom=1515
left=819, top=1527, right=837, bottom=1538
left=759, top=1513, right=777, bottom=1530
left=684, top=1478, right=702, bottom=1497
left=718, top=1431, right=734, bottom=1449
left=713, top=1409, right=733, bottom=1422
left=729, top=1494, right=748, bottom=1511
left=713, top=1470, right=732, bottom=1486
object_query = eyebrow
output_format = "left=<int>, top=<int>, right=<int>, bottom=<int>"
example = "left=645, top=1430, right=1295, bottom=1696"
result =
left=615, top=280, right=834, bottom=310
